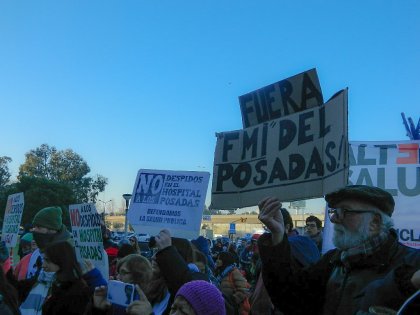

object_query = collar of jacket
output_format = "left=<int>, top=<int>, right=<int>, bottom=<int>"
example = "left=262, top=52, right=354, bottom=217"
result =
left=329, top=229, right=399, bottom=272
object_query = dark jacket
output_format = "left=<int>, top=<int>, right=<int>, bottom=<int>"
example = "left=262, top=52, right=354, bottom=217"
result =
left=258, top=230, right=420, bottom=315
left=156, top=245, right=209, bottom=315
left=42, top=279, right=91, bottom=315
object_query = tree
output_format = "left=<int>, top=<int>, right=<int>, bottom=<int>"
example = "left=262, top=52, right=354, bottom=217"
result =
left=0, top=156, right=12, bottom=187
left=19, top=144, right=107, bottom=203
left=0, top=176, right=77, bottom=227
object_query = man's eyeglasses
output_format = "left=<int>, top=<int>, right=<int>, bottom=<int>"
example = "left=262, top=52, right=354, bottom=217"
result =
left=305, top=223, right=317, bottom=229
left=328, top=207, right=377, bottom=222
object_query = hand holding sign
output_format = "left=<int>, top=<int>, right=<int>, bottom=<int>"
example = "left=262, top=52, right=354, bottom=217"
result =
left=126, top=285, right=153, bottom=315
left=93, top=286, right=111, bottom=310
left=258, top=197, right=285, bottom=246
left=155, top=229, right=172, bottom=251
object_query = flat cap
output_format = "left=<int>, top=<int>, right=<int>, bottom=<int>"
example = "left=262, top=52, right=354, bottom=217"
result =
left=325, top=185, right=395, bottom=216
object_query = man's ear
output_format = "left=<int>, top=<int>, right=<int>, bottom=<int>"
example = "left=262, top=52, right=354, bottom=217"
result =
left=370, top=213, right=382, bottom=233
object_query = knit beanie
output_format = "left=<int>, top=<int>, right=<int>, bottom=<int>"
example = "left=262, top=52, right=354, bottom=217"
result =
left=32, top=206, right=63, bottom=230
left=21, top=232, right=34, bottom=243
left=176, top=280, right=226, bottom=315
left=191, top=236, right=210, bottom=254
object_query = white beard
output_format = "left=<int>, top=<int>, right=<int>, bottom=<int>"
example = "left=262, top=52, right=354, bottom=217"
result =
left=332, top=218, right=371, bottom=250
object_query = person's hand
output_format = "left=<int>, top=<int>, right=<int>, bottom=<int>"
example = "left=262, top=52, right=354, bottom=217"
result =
left=93, top=285, right=111, bottom=310
left=258, top=197, right=285, bottom=245
left=126, top=285, right=153, bottom=315
left=411, top=269, right=420, bottom=289
left=79, top=259, right=94, bottom=275
left=155, top=229, right=172, bottom=251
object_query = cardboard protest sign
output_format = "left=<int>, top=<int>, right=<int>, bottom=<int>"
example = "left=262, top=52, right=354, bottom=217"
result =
left=322, top=141, right=420, bottom=253
left=69, top=203, right=107, bottom=278
left=127, top=169, right=210, bottom=239
left=239, top=68, right=324, bottom=128
left=1, top=192, right=24, bottom=247
left=211, top=89, right=348, bottom=210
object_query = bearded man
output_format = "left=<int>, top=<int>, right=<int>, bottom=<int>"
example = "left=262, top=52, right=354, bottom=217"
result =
left=257, top=185, right=420, bottom=315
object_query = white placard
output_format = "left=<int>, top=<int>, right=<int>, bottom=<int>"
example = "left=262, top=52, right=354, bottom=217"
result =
left=127, top=169, right=210, bottom=239
left=69, top=203, right=107, bottom=278
left=1, top=192, right=24, bottom=247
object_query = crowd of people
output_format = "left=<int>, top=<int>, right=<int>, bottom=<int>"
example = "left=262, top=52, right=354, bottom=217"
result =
left=0, top=184, right=419, bottom=314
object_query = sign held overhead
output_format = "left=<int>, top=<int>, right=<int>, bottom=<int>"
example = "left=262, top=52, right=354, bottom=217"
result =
left=211, top=89, right=348, bottom=209
left=239, top=68, right=324, bottom=128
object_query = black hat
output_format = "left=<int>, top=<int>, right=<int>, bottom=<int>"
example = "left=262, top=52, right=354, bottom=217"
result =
left=325, top=185, right=395, bottom=216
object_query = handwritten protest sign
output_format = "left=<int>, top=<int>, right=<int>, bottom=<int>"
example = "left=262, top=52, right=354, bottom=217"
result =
left=239, top=68, right=324, bottom=128
left=211, top=89, right=348, bottom=209
left=1, top=192, right=24, bottom=247
left=322, top=141, right=420, bottom=252
left=69, top=203, right=107, bottom=278
left=127, top=169, right=210, bottom=239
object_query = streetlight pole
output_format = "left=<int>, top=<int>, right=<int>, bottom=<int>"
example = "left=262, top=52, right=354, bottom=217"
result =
left=122, top=194, right=132, bottom=241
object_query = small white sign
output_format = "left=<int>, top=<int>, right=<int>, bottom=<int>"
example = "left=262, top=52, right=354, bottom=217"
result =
left=1, top=192, right=24, bottom=248
left=69, top=203, right=107, bottom=278
left=128, top=169, right=210, bottom=239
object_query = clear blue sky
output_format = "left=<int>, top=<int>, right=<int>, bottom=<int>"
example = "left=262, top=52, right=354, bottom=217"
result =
left=1, top=1, right=419, bottom=213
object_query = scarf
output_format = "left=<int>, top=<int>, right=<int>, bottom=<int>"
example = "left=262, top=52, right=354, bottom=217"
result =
left=20, top=270, right=56, bottom=315
left=340, top=230, right=389, bottom=268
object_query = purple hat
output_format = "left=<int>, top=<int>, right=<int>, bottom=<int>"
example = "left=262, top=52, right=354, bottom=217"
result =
left=176, top=280, right=226, bottom=315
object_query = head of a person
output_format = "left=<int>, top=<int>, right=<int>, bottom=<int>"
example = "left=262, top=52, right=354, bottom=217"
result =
left=129, top=235, right=139, bottom=247
left=216, top=251, right=236, bottom=273
left=116, top=254, right=152, bottom=289
left=20, top=232, right=34, bottom=256
left=192, top=249, right=208, bottom=274
left=172, top=237, right=194, bottom=264
left=305, top=216, right=322, bottom=237
left=325, top=185, right=394, bottom=250
left=117, top=243, right=136, bottom=260
left=280, top=208, right=294, bottom=234
left=228, top=243, right=237, bottom=254
left=31, top=206, right=63, bottom=250
left=171, top=280, right=226, bottom=315
left=100, top=224, right=110, bottom=241
left=191, top=236, right=209, bottom=255
left=42, top=241, right=82, bottom=282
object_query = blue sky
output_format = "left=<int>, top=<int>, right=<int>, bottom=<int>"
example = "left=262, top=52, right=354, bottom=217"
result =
left=1, top=1, right=419, bottom=213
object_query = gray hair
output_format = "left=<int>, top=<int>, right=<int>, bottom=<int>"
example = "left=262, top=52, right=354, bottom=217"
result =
left=378, top=211, right=394, bottom=232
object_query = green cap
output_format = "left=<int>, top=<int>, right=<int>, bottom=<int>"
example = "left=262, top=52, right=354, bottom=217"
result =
left=32, top=206, right=63, bottom=230
left=21, top=232, right=34, bottom=243
left=325, top=185, right=395, bottom=216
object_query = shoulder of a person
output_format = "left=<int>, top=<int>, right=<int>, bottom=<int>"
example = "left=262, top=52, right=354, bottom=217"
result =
left=19, top=252, right=33, bottom=264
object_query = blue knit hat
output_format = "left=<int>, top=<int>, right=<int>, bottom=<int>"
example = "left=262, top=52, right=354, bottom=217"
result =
left=176, top=280, right=226, bottom=315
